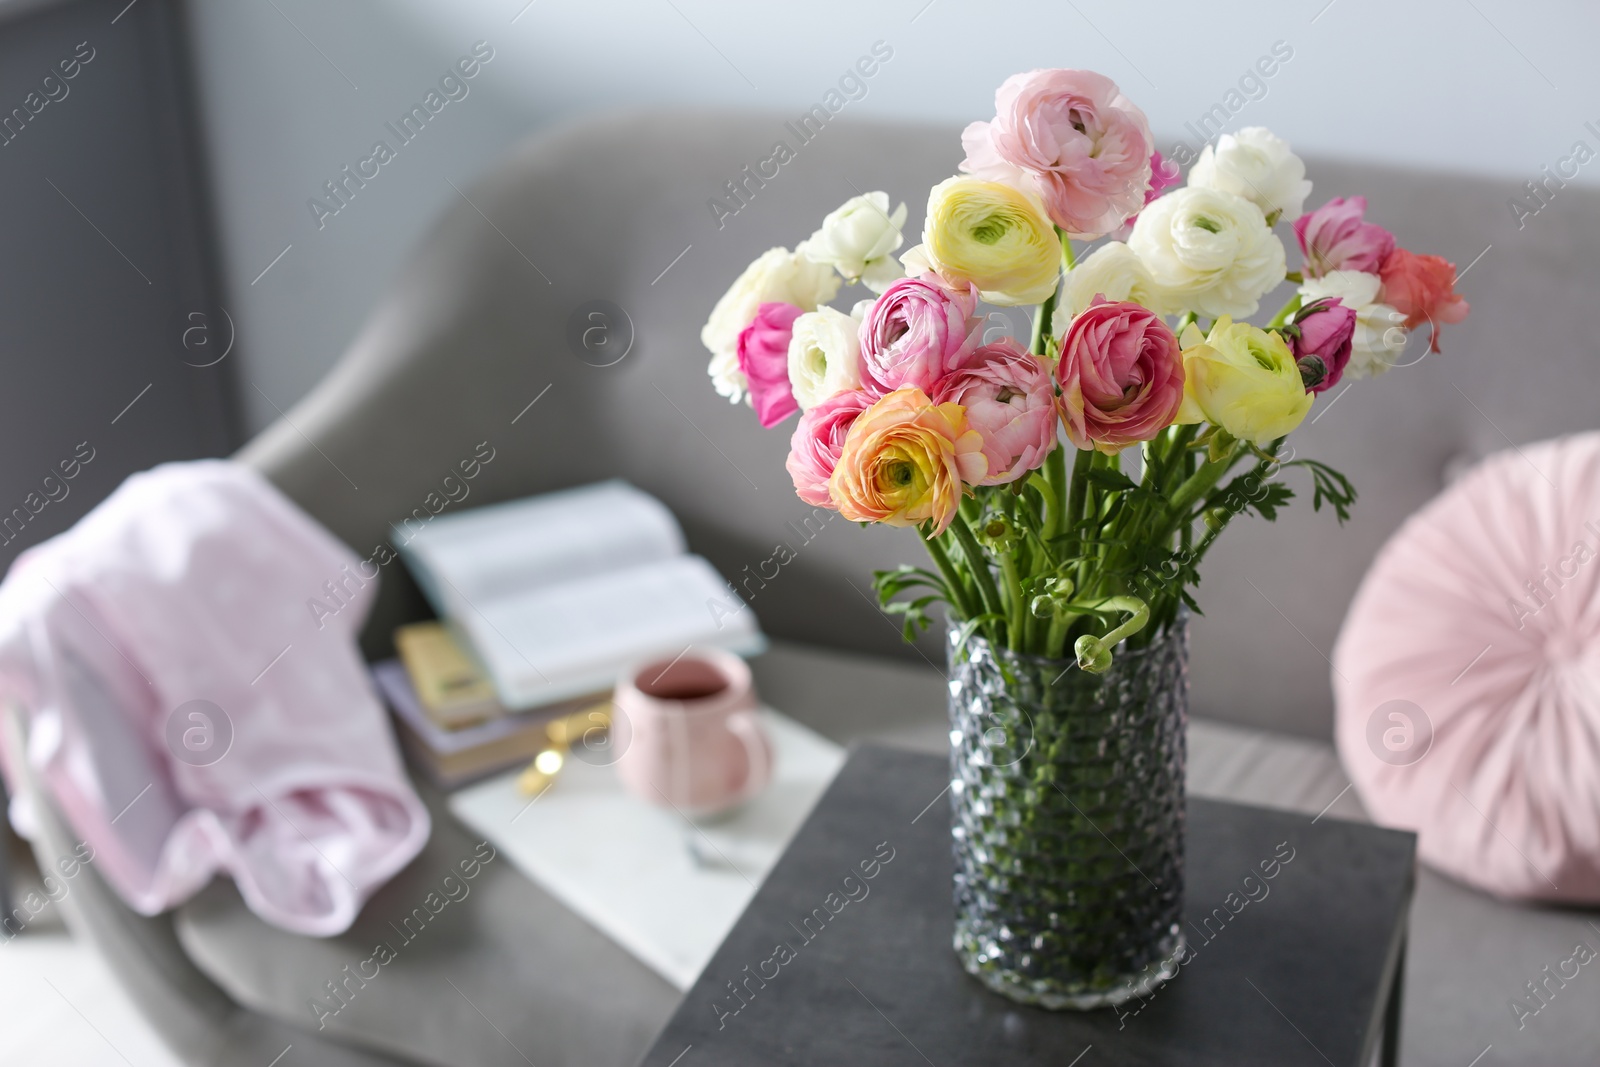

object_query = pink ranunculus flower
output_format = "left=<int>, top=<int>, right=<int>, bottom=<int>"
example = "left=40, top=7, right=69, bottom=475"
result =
left=960, top=69, right=1154, bottom=239
left=859, top=274, right=981, bottom=395
left=931, top=339, right=1057, bottom=485
left=1378, top=248, right=1470, bottom=353
left=1286, top=296, right=1356, bottom=393
left=785, top=389, right=874, bottom=507
left=1056, top=298, right=1185, bottom=453
left=736, top=302, right=806, bottom=427
left=1294, top=196, right=1395, bottom=278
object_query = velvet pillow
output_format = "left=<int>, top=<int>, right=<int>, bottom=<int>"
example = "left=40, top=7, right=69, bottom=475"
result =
left=1334, top=432, right=1600, bottom=903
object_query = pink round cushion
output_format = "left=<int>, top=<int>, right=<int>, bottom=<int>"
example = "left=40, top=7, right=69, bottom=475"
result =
left=1334, top=432, right=1600, bottom=903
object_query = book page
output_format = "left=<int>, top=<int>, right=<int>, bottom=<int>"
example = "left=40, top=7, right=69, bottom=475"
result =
left=398, top=481, right=684, bottom=612
left=457, top=555, right=762, bottom=708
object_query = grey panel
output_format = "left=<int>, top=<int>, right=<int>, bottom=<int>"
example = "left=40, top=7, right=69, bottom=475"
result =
left=0, top=0, right=237, bottom=572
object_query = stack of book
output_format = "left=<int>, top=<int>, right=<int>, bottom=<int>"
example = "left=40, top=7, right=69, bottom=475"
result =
left=373, top=481, right=765, bottom=788
left=374, top=623, right=591, bottom=788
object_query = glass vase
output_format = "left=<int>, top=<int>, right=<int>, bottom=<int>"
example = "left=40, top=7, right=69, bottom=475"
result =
left=947, top=614, right=1188, bottom=1010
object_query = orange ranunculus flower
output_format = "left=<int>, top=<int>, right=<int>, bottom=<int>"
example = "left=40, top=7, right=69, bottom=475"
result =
left=828, top=387, right=987, bottom=534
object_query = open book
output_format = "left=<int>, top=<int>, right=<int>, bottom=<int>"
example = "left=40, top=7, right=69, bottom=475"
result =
left=395, top=481, right=763, bottom=709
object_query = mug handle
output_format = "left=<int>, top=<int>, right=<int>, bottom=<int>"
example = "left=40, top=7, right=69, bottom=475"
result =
left=726, top=709, right=773, bottom=803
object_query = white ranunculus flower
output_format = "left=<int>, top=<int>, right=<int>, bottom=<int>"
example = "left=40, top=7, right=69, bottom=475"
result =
left=706, top=348, right=745, bottom=404
left=1127, top=186, right=1286, bottom=319
left=1299, top=270, right=1407, bottom=379
left=701, top=247, right=840, bottom=402
left=801, top=192, right=908, bottom=292
left=1187, top=127, right=1312, bottom=224
left=859, top=255, right=906, bottom=294
left=787, top=307, right=863, bottom=410
left=1052, top=241, right=1176, bottom=333
left=898, top=242, right=934, bottom=277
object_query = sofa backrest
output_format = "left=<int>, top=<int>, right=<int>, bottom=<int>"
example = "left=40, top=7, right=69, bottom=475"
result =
left=238, top=110, right=1599, bottom=739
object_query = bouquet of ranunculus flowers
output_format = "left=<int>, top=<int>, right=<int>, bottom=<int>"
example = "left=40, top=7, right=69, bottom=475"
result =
left=701, top=68, right=1468, bottom=670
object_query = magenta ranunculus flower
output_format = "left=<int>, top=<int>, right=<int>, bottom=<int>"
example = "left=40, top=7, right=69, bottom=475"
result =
left=1286, top=297, right=1356, bottom=393
left=859, top=274, right=981, bottom=395
left=1056, top=298, right=1185, bottom=453
left=736, top=301, right=805, bottom=427
left=960, top=68, right=1154, bottom=239
left=785, top=389, right=875, bottom=507
left=1294, top=196, right=1395, bottom=278
left=930, top=338, right=1056, bottom=485
left=1144, top=150, right=1182, bottom=207
left=1112, top=150, right=1183, bottom=239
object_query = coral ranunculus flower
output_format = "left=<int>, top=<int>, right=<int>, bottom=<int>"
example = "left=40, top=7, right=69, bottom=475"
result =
left=1378, top=247, right=1470, bottom=352
left=828, top=387, right=987, bottom=534
left=1056, top=299, right=1185, bottom=453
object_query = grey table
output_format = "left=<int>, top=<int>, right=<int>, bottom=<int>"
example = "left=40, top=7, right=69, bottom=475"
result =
left=639, top=745, right=1416, bottom=1067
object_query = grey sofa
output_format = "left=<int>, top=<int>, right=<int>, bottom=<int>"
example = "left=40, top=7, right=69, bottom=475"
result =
left=15, top=111, right=1600, bottom=1065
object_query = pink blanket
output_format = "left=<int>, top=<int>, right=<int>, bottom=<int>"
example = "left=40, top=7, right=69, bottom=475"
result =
left=0, top=461, right=429, bottom=935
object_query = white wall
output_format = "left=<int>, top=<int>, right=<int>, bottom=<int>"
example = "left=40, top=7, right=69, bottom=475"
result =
left=188, top=0, right=1600, bottom=433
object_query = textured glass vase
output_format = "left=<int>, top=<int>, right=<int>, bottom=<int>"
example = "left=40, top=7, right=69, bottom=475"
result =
left=947, top=615, right=1188, bottom=1010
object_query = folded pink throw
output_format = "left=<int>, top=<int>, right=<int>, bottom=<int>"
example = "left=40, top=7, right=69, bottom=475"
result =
left=0, top=461, right=429, bottom=935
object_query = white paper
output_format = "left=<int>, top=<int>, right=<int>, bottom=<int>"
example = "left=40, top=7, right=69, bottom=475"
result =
left=447, top=709, right=845, bottom=989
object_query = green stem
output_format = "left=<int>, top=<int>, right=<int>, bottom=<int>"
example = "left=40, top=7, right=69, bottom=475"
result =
left=1122, top=424, right=1197, bottom=549
left=1045, top=611, right=1074, bottom=659
left=1160, top=424, right=1200, bottom=495
left=949, top=511, right=1008, bottom=643
left=1030, top=281, right=1060, bottom=359
left=1087, top=596, right=1150, bottom=646
left=1062, top=446, right=1095, bottom=599
left=1072, top=595, right=1150, bottom=672
left=999, top=550, right=1027, bottom=652
left=1187, top=518, right=1225, bottom=568
left=1266, top=293, right=1303, bottom=329
left=1028, top=470, right=1058, bottom=540
left=1166, top=441, right=1243, bottom=523
left=923, top=529, right=979, bottom=621
left=1063, top=447, right=1093, bottom=548
left=1047, top=443, right=1068, bottom=542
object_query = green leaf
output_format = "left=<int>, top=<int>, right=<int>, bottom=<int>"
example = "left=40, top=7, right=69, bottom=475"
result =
left=883, top=594, right=941, bottom=642
left=1083, top=467, right=1139, bottom=492
left=1285, top=459, right=1358, bottom=524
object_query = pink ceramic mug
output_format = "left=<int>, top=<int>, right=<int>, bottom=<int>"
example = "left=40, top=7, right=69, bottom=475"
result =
left=612, top=649, right=772, bottom=817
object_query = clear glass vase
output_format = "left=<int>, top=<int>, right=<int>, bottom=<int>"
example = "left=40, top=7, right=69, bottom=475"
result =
left=947, top=614, right=1188, bottom=1010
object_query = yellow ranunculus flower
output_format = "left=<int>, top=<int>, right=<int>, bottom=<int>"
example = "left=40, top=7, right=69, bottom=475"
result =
left=1175, top=318, right=1312, bottom=446
left=923, top=176, right=1060, bottom=307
